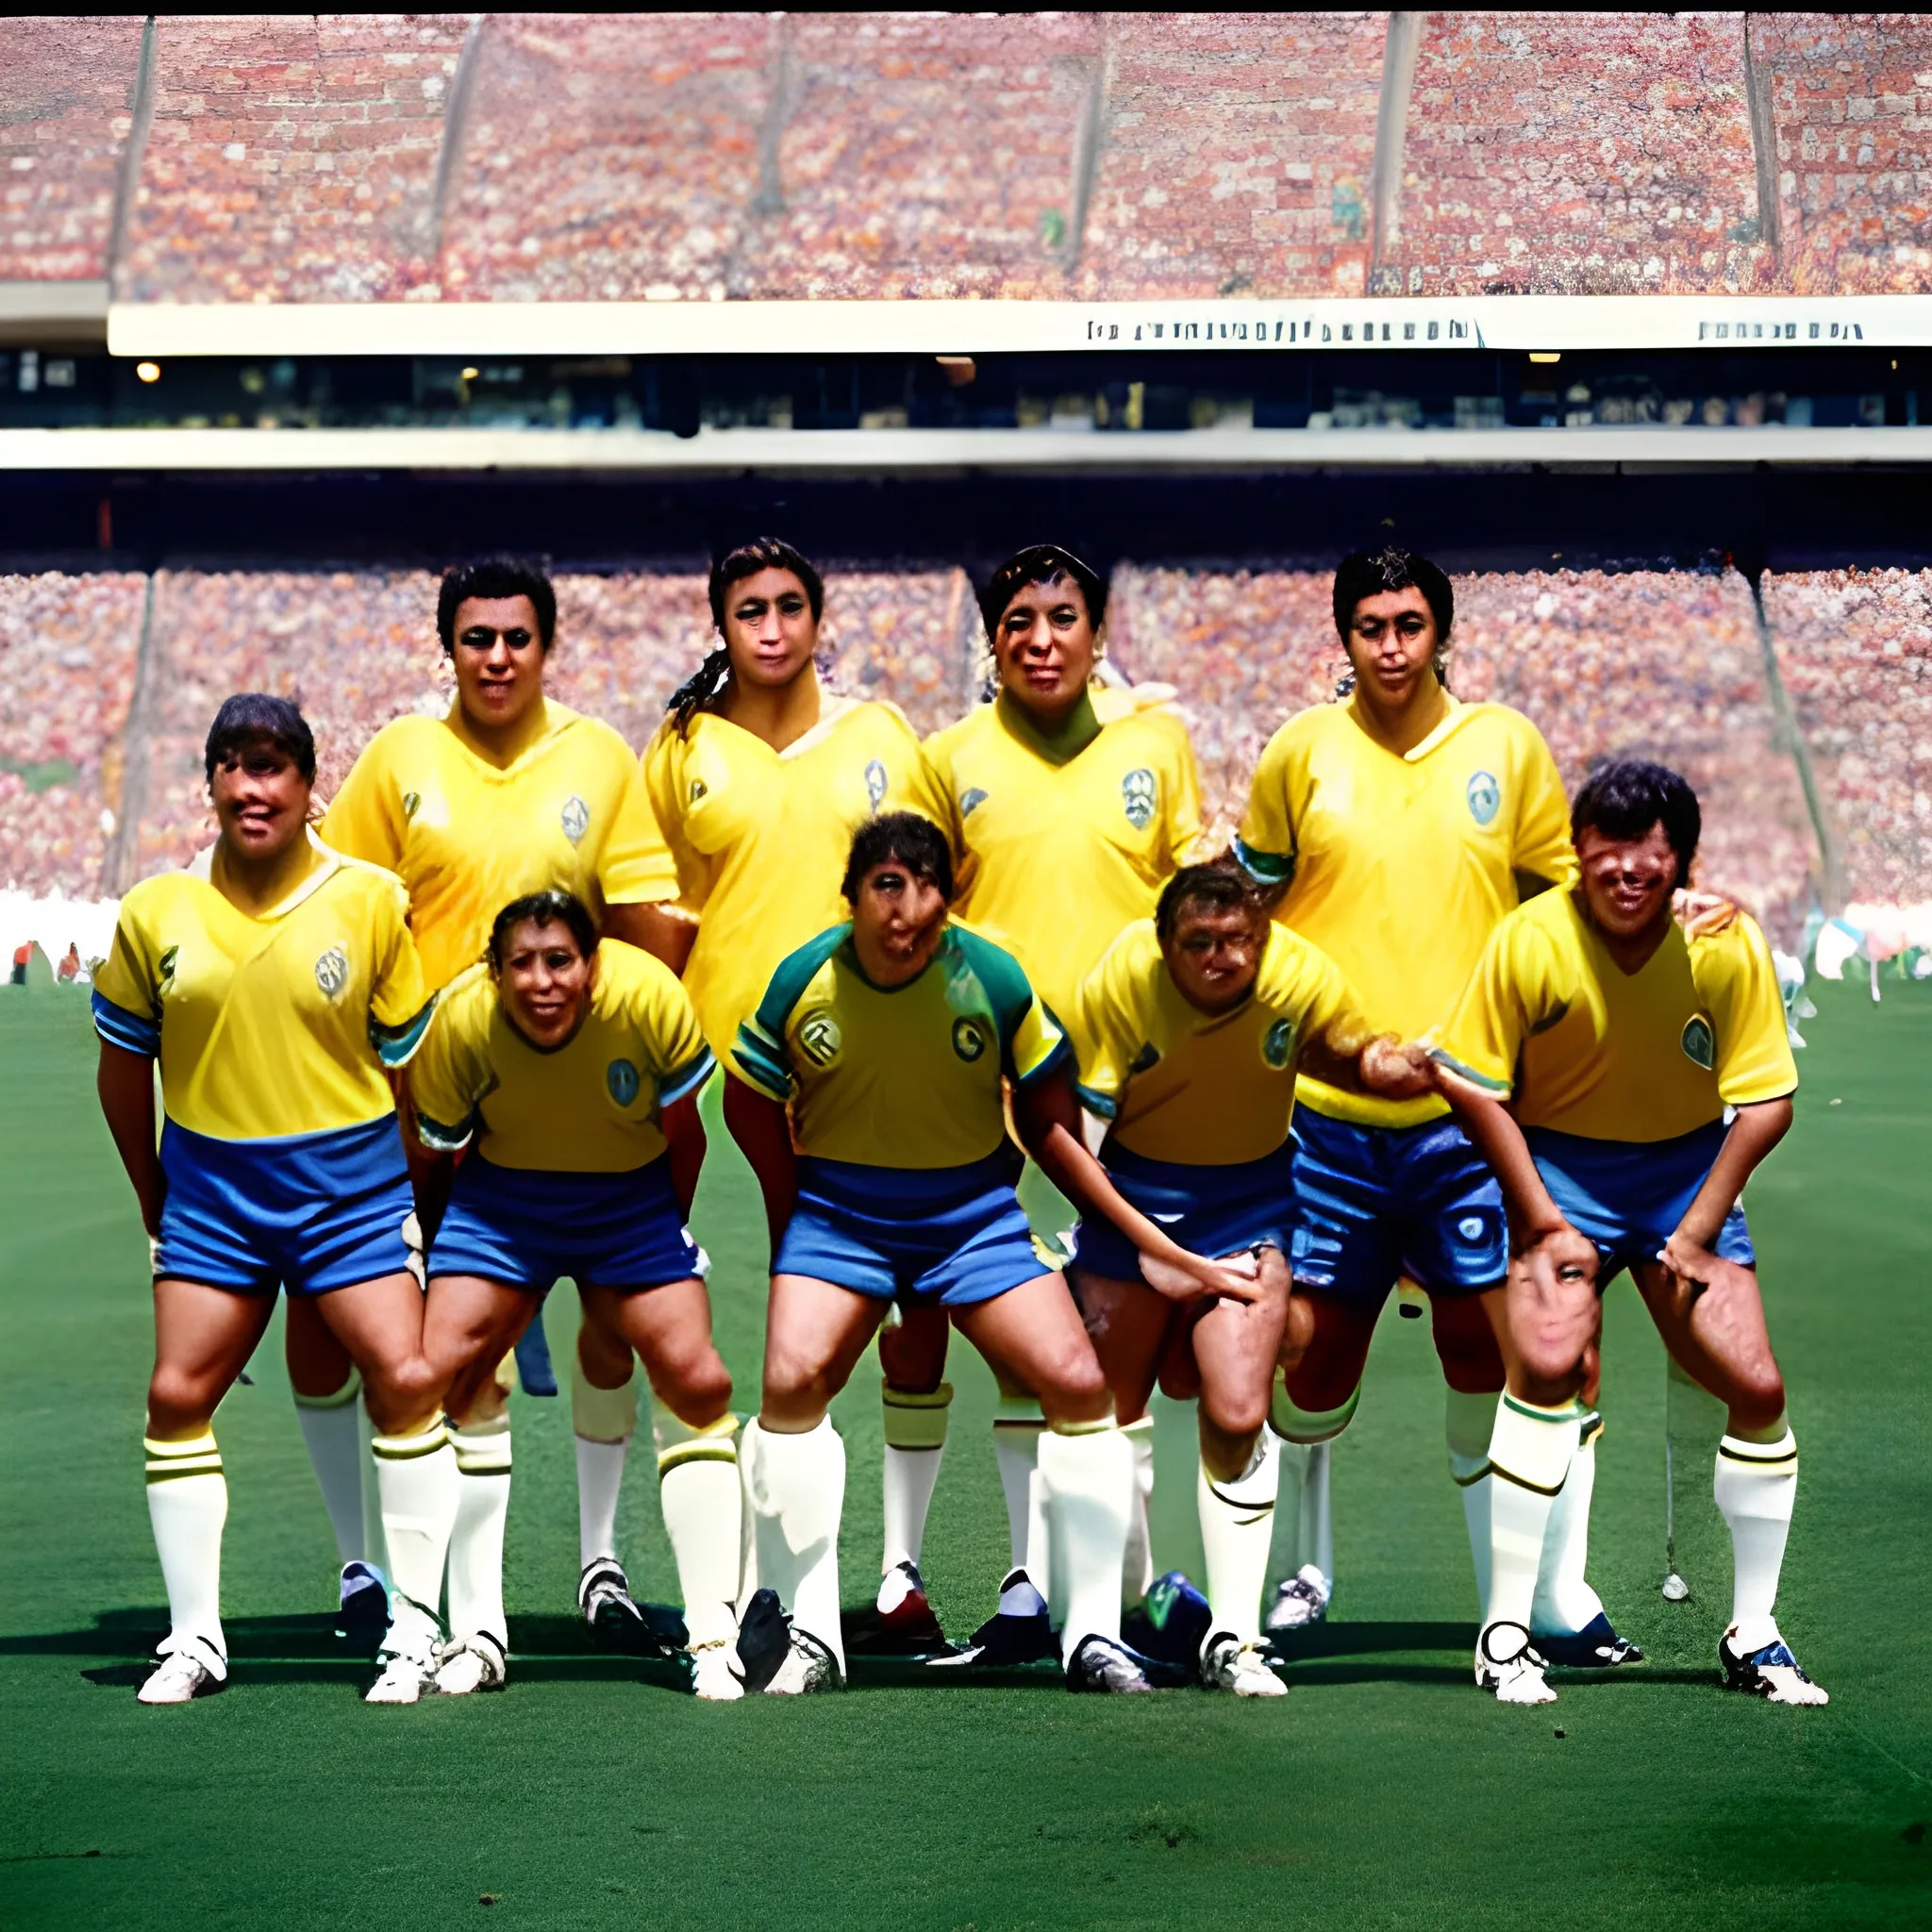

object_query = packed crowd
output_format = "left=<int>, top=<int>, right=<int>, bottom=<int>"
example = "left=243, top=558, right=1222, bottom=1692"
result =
left=8, top=563, right=1915, bottom=939
left=1763, top=569, right=1932, bottom=909
left=7, top=12, right=1932, bottom=301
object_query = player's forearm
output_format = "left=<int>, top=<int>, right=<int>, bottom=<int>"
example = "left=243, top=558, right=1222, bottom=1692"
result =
left=1674, top=1097, right=1791, bottom=1250
left=723, top=1076, right=797, bottom=1253
left=97, top=1045, right=164, bottom=1234
left=663, top=1096, right=707, bottom=1220
left=1435, top=1075, right=1565, bottom=1244
left=1022, top=1116, right=1197, bottom=1272
left=604, top=900, right=697, bottom=976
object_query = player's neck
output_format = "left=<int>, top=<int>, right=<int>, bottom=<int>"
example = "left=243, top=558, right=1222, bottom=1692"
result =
left=723, top=661, right=824, bottom=752
left=1350, top=676, right=1451, bottom=758
left=1580, top=894, right=1673, bottom=976
left=212, top=829, right=321, bottom=917
left=996, top=686, right=1100, bottom=765
left=453, top=691, right=551, bottom=769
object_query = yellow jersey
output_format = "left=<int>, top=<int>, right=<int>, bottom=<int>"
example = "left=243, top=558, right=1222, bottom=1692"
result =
left=1432, top=891, right=1797, bottom=1142
left=320, top=699, right=676, bottom=991
left=1237, top=693, right=1575, bottom=1129
left=409, top=941, right=714, bottom=1173
left=1070, top=918, right=1370, bottom=1166
left=924, top=695, right=1210, bottom=1020
left=644, top=696, right=953, bottom=1064
left=92, top=838, right=432, bottom=1141
left=732, top=921, right=1068, bottom=1170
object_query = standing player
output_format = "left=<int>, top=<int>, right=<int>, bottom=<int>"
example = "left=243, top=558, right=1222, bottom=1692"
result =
left=92, top=696, right=448, bottom=1703
left=302, top=557, right=686, bottom=1650
left=397, top=891, right=741, bottom=1701
left=1068, top=860, right=1434, bottom=1694
left=1236, top=548, right=1632, bottom=1660
left=879, top=543, right=1211, bottom=1659
left=1431, top=759, right=1824, bottom=1706
left=727, top=814, right=1257, bottom=1693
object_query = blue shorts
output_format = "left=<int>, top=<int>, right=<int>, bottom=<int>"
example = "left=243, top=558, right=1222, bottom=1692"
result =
left=428, top=1154, right=700, bottom=1291
left=1073, top=1140, right=1292, bottom=1286
left=1528, top=1121, right=1755, bottom=1286
left=774, top=1151, right=1043, bottom=1307
left=156, top=1115, right=414, bottom=1296
left=1289, top=1109, right=1507, bottom=1304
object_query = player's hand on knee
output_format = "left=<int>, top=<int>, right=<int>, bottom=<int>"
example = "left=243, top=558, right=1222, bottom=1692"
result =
left=1140, top=1245, right=1263, bottom=1306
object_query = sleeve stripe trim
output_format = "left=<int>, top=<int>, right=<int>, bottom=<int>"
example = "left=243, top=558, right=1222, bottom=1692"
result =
left=1074, top=1082, right=1119, bottom=1119
left=1424, top=1046, right=1512, bottom=1094
left=1013, top=1033, right=1074, bottom=1086
left=658, top=1048, right=716, bottom=1108
left=415, top=1112, right=475, bottom=1154
left=92, top=991, right=159, bottom=1056
left=1232, top=836, right=1293, bottom=884
left=371, top=994, right=438, bottom=1068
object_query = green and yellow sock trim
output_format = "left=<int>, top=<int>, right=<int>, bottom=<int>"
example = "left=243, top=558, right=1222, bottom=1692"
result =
left=882, top=1379, right=953, bottom=1452
left=1270, top=1372, right=1360, bottom=1446
left=291, top=1369, right=362, bottom=1412
left=144, top=1432, right=223, bottom=1482
left=1047, top=1411, right=1119, bottom=1439
left=993, top=1394, right=1046, bottom=1435
left=657, top=1411, right=741, bottom=1476
left=1718, top=1425, right=1796, bottom=1473
left=453, top=1413, right=512, bottom=1477
left=372, top=1416, right=451, bottom=1461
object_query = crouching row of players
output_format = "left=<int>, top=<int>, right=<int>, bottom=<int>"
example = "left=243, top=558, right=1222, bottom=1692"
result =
left=95, top=700, right=1822, bottom=1706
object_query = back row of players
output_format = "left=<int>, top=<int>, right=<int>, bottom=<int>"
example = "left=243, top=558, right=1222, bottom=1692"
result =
left=94, top=540, right=1824, bottom=1707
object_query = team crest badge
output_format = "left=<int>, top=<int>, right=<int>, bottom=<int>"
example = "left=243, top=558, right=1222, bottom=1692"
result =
left=952, top=1018, right=988, bottom=1062
left=960, top=787, right=989, bottom=819
left=799, top=1009, right=843, bottom=1067
left=865, top=759, right=888, bottom=811
left=313, top=945, right=349, bottom=1000
left=607, top=1058, right=641, bottom=1107
left=1467, top=771, right=1500, bottom=826
left=1681, top=1015, right=1717, bottom=1071
left=1262, top=1018, right=1296, bottom=1069
left=1122, top=768, right=1157, bottom=830
left=560, top=795, right=590, bottom=846
left=401, top=791, right=422, bottom=822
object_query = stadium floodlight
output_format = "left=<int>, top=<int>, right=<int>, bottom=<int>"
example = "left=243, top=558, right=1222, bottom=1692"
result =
left=135, top=360, right=159, bottom=383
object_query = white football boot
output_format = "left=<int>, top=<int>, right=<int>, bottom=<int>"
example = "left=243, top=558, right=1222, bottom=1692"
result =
left=1201, top=1632, right=1288, bottom=1698
left=1475, top=1620, right=1557, bottom=1705
left=1265, top=1562, right=1331, bottom=1632
left=137, top=1634, right=226, bottom=1705
left=365, top=1598, right=443, bottom=1705
left=1720, top=1624, right=1828, bottom=1706
left=690, top=1640, right=745, bottom=1703
left=433, top=1631, right=508, bottom=1696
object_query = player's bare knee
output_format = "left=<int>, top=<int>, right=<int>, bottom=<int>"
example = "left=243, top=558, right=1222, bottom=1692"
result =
left=651, top=1343, right=733, bottom=1424
left=1037, top=1345, right=1109, bottom=1421
left=145, top=1367, right=213, bottom=1435
left=877, top=1319, right=947, bottom=1393
left=1732, top=1355, right=1787, bottom=1430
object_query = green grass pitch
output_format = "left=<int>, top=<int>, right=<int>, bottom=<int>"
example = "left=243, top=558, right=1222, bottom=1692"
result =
left=1, top=982, right=1926, bottom=1929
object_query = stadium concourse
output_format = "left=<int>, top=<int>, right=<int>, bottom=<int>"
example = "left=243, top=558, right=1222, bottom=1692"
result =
left=1, top=561, right=1926, bottom=961
left=6, top=12, right=1932, bottom=305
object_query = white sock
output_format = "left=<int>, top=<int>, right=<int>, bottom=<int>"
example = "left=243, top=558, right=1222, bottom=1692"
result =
left=1486, top=1396, right=1582, bottom=1635
left=144, top=1433, right=228, bottom=1667
left=1280, top=1440, right=1334, bottom=1580
left=994, top=1395, right=1049, bottom=1615
left=358, top=1394, right=387, bottom=1579
left=1444, top=1386, right=1495, bottom=1617
left=372, top=1419, right=458, bottom=1621
left=449, top=1416, right=512, bottom=1647
left=1122, top=1414, right=1156, bottom=1604
left=742, top=1415, right=847, bottom=1674
left=881, top=1379, right=952, bottom=1576
left=1039, top=1421, right=1133, bottom=1658
left=292, top=1372, right=364, bottom=1565
left=656, top=1410, right=742, bottom=1650
left=1713, top=1424, right=1798, bottom=1655
left=1198, top=1430, right=1279, bottom=1647
left=1534, top=1412, right=1607, bottom=1636
left=572, top=1352, right=640, bottom=1571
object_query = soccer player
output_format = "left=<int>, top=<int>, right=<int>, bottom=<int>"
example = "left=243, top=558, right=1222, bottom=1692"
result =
left=92, top=695, right=446, bottom=1704
left=305, top=556, right=685, bottom=1648
left=727, top=813, right=1257, bottom=1694
left=1068, top=859, right=1434, bottom=1694
left=880, top=543, right=1211, bottom=1659
left=1431, top=759, right=1824, bottom=1706
left=1235, top=547, right=1632, bottom=1659
left=400, top=891, right=741, bottom=1701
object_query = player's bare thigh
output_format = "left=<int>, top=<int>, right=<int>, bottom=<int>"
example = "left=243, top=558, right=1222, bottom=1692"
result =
left=149, top=1278, right=280, bottom=1436
left=1066, top=1267, right=1174, bottom=1424
left=761, top=1273, right=888, bottom=1429
left=951, top=1274, right=1109, bottom=1426
left=1191, top=1246, right=1292, bottom=1445
left=1629, top=1257, right=1785, bottom=1429
left=579, top=1277, right=732, bottom=1425
left=423, top=1274, right=534, bottom=1423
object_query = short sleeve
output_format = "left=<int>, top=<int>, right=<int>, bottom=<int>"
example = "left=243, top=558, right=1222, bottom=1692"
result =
left=364, top=876, right=436, bottom=1067
left=1510, top=723, right=1578, bottom=891
left=1430, top=918, right=1548, bottom=1097
left=599, top=756, right=680, bottom=908
left=1007, top=994, right=1069, bottom=1087
left=92, top=896, right=162, bottom=1055
left=1235, top=724, right=1297, bottom=886
left=636, top=960, right=716, bottom=1106
left=316, top=734, right=404, bottom=872
left=1705, top=921, right=1800, bottom=1107
left=408, top=978, right=489, bottom=1153
left=1068, top=935, right=1146, bottom=1120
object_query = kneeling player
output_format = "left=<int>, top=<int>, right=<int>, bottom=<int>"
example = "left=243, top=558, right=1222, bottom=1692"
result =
left=1068, top=861, right=1433, bottom=1695
left=729, top=813, right=1257, bottom=1694
left=92, top=695, right=445, bottom=1703
left=1433, top=759, right=1824, bottom=1706
left=404, top=891, right=740, bottom=1702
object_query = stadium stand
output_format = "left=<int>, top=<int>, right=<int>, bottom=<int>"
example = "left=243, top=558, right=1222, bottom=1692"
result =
left=0, top=14, right=143, bottom=282
left=0, top=572, right=143, bottom=896
left=1392, top=12, right=1774, bottom=296
left=1762, top=569, right=1932, bottom=908
left=117, top=14, right=469, bottom=304
left=8, top=13, right=1931, bottom=304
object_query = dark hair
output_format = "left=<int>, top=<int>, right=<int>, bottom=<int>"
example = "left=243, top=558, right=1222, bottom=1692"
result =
left=841, top=810, right=954, bottom=904
left=205, top=692, right=316, bottom=785
left=1155, top=858, right=1268, bottom=944
left=1570, top=758, right=1702, bottom=891
left=977, top=543, right=1108, bottom=645
left=437, top=557, right=557, bottom=656
left=668, top=537, right=826, bottom=738
left=1332, top=546, right=1455, bottom=688
left=487, top=889, right=600, bottom=972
